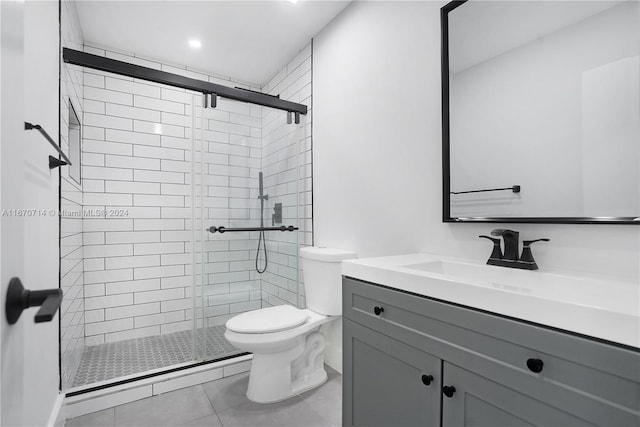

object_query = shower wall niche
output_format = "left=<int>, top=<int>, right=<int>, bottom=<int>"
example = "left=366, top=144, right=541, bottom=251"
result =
left=59, top=20, right=312, bottom=388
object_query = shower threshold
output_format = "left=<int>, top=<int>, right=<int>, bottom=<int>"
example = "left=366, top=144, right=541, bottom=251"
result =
left=71, top=324, right=242, bottom=389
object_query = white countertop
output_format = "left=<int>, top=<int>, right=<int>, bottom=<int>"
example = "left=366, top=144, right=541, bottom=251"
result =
left=342, top=253, right=640, bottom=349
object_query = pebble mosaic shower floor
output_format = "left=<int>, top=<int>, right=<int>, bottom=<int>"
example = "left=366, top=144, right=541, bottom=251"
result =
left=72, top=325, right=240, bottom=388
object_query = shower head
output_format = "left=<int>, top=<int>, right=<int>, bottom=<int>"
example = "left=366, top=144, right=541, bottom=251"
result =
left=258, top=172, right=268, bottom=200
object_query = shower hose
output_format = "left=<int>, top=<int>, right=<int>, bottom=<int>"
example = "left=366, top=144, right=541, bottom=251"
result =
left=256, top=197, right=267, bottom=274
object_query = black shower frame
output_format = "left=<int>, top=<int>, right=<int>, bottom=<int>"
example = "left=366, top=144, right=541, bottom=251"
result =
left=62, top=48, right=308, bottom=115
left=440, top=0, right=638, bottom=225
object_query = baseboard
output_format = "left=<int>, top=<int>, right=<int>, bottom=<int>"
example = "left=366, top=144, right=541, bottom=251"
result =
left=47, top=393, right=65, bottom=427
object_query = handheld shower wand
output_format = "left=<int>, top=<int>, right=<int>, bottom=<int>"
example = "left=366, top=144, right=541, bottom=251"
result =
left=256, top=172, right=268, bottom=273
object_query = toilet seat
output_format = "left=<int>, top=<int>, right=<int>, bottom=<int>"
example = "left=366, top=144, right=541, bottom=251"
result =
left=226, top=305, right=309, bottom=334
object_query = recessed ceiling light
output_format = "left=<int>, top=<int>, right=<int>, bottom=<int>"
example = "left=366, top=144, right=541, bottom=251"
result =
left=188, top=39, right=202, bottom=49
left=287, top=0, right=299, bottom=4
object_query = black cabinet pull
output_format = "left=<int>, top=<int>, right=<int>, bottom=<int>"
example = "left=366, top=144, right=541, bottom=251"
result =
left=373, top=306, right=384, bottom=315
left=442, top=385, right=456, bottom=397
left=526, top=358, right=544, bottom=373
left=5, top=277, right=63, bottom=324
left=421, top=374, right=434, bottom=386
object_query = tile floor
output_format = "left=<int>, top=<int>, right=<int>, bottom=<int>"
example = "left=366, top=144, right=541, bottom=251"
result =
left=73, top=326, right=239, bottom=387
left=66, top=366, right=342, bottom=427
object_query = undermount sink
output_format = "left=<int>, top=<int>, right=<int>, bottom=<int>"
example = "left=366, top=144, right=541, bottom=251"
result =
left=402, top=260, right=496, bottom=281
left=400, top=259, right=536, bottom=292
left=400, top=259, right=555, bottom=293
left=342, top=253, right=640, bottom=348
left=399, top=259, right=638, bottom=314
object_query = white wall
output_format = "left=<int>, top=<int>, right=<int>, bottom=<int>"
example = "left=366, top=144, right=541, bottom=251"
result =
left=313, top=1, right=639, bottom=285
left=22, top=1, right=60, bottom=424
left=314, top=1, right=437, bottom=258
left=0, top=2, right=26, bottom=425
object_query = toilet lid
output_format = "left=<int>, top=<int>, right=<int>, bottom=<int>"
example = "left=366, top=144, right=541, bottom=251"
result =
left=226, top=305, right=309, bottom=334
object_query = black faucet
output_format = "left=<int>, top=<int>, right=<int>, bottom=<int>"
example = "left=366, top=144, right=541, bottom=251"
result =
left=491, top=229, right=519, bottom=260
left=479, top=229, right=549, bottom=270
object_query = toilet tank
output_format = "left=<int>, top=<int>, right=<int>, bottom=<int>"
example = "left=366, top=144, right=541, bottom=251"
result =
left=300, top=247, right=357, bottom=316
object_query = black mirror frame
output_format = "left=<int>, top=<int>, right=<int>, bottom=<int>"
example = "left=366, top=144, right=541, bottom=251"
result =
left=440, top=0, right=639, bottom=225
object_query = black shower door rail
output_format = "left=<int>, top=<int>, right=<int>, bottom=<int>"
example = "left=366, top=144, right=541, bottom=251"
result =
left=62, top=48, right=307, bottom=115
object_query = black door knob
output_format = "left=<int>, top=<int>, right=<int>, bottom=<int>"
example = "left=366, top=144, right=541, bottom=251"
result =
left=373, top=306, right=384, bottom=315
left=442, top=385, right=456, bottom=398
left=526, top=358, right=544, bottom=373
left=421, top=374, right=434, bottom=386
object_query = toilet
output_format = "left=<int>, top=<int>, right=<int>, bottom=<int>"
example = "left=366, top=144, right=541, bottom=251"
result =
left=224, top=247, right=356, bottom=403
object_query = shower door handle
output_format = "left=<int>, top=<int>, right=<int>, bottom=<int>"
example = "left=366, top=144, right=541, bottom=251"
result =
left=5, top=277, right=63, bottom=324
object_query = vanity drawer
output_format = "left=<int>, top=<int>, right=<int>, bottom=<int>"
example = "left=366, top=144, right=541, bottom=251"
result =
left=343, top=276, right=640, bottom=424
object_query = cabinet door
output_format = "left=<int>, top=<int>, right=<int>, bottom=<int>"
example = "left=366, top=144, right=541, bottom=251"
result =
left=343, top=319, right=441, bottom=427
left=442, top=362, right=597, bottom=427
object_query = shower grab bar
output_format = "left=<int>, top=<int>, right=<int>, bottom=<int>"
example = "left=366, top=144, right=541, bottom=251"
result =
left=24, top=122, right=72, bottom=166
left=450, top=185, right=520, bottom=195
left=208, top=225, right=298, bottom=234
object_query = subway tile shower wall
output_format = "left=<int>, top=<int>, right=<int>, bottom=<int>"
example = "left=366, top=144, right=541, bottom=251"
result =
left=60, top=0, right=85, bottom=390
left=78, top=42, right=312, bottom=345
left=261, top=43, right=312, bottom=309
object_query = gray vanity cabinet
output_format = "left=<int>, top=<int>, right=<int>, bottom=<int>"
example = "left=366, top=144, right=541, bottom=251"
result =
left=342, top=277, right=640, bottom=427
left=441, top=362, right=597, bottom=426
left=343, top=318, right=441, bottom=427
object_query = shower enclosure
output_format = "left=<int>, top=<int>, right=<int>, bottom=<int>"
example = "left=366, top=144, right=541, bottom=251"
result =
left=60, top=47, right=310, bottom=391
left=193, top=97, right=305, bottom=363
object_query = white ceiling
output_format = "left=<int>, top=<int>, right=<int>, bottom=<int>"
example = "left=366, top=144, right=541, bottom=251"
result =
left=75, top=1, right=351, bottom=86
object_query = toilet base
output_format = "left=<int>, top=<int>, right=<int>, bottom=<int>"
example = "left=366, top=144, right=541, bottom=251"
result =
left=246, top=330, right=327, bottom=403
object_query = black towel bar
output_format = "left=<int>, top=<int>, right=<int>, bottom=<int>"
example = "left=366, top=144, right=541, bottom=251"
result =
left=451, top=185, right=520, bottom=195
left=24, top=122, right=71, bottom=167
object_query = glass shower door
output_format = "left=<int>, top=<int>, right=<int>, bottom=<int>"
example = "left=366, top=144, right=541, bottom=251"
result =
left=194, top=96, right=263, bottom=361
left=195, top=98, right=306, bottom=362
left=64, top=82, right=209, bottom=390
left=257, top=108, right=303, bottom=310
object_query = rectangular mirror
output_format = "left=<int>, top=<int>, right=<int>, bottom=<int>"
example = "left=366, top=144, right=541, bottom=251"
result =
left=442, top=0, right=640, bottom=224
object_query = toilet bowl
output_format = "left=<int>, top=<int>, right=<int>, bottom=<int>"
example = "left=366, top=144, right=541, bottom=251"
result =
left=224, top=247, right=356, bottom=403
